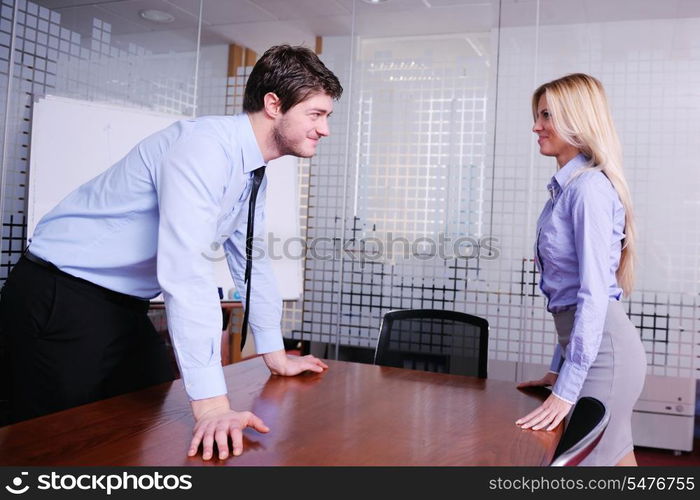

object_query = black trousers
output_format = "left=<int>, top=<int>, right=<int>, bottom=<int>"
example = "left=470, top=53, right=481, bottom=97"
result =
left=0, top=255, right=174, bottom=423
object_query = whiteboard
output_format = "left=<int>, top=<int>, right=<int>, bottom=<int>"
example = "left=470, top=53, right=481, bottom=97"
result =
left=28, top=95, right=303, bottom=301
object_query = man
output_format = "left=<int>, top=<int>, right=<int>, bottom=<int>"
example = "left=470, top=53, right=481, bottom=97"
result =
left=0, top=45, right=341, bottom=460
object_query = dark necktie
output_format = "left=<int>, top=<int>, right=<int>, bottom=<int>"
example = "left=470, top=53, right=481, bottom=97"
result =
left=240, top=166, right=266, bottom=350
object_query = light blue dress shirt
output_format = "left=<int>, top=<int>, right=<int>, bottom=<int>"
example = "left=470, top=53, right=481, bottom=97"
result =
left=29, top=113, right=284, bottom=400
left=534, top=153, right=625, bottom=404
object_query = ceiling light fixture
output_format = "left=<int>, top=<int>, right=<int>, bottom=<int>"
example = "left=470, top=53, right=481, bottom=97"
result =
left=138, top=9, right=175, bottom=24
left=361, top=0, right=389, bottom=4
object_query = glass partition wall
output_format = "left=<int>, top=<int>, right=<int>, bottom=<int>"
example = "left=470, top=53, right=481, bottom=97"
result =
left=494, top=0, right=700, bottom=381
left=0, top=0, right=202, bottom=282
left=0, top=0, right=697, bottom=388
left=294, top=0, right=700, bottom=384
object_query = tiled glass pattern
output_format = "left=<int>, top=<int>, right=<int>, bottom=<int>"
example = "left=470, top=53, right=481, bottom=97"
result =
left=0, top=0, right=198, bottom=285
left=291, top=7, right=699, bottom=380
left=0, top=0, right=697, bottom=380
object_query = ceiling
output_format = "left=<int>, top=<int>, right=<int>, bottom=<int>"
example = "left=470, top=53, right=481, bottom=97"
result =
left=32, top=0, right=700, bottom=54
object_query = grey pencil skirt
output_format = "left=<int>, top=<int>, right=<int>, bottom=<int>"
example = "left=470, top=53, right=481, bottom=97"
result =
left=552, top=300, right=647, bottom=466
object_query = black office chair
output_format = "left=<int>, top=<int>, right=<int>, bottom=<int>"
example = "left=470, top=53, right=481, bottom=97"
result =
left=373, top=309, right=489, bottom=378
left=550, top=396, right=609, bottom=466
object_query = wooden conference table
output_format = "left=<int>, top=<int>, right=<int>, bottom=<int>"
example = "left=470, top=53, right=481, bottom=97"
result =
left=0, top=358, right=561, bottom=466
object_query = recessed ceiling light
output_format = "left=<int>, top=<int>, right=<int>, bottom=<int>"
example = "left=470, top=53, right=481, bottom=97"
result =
left=139, top=9, right=175, bottom=24
left=361, top=0, right=389, bottom=4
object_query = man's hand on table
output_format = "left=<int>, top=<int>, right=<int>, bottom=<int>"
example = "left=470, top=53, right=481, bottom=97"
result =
left=189, top=394, right=269, bottom=460
left=187, top=350, right=327, bottom=460
left=262, top=349, right=329, bottom=376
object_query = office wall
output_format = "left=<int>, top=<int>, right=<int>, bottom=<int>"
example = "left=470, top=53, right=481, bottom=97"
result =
left=494, top=12, right=700, bottom=378
left=290, top=0, right=700, bottom=381
left=299, top=34, right=493, bottom=357
left=0, top=0, right=697, bottom=382
left=196, top=43, right=228, bottom=117
left=0, top=0, right=200, bottom=284
left=0, top=2, right=13, bottom=279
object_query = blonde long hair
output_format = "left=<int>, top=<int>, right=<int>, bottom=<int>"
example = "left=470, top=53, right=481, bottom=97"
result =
left=532, top=73, right=636, bottom=296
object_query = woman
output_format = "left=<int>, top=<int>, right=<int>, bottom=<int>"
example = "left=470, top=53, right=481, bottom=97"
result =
left=515, top=73, right=647, bottom=466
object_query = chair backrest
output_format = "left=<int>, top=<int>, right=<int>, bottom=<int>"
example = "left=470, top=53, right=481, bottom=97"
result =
left=550, top=396, right=610, bottom=466
left=373, top=309, right=489, bottom=378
